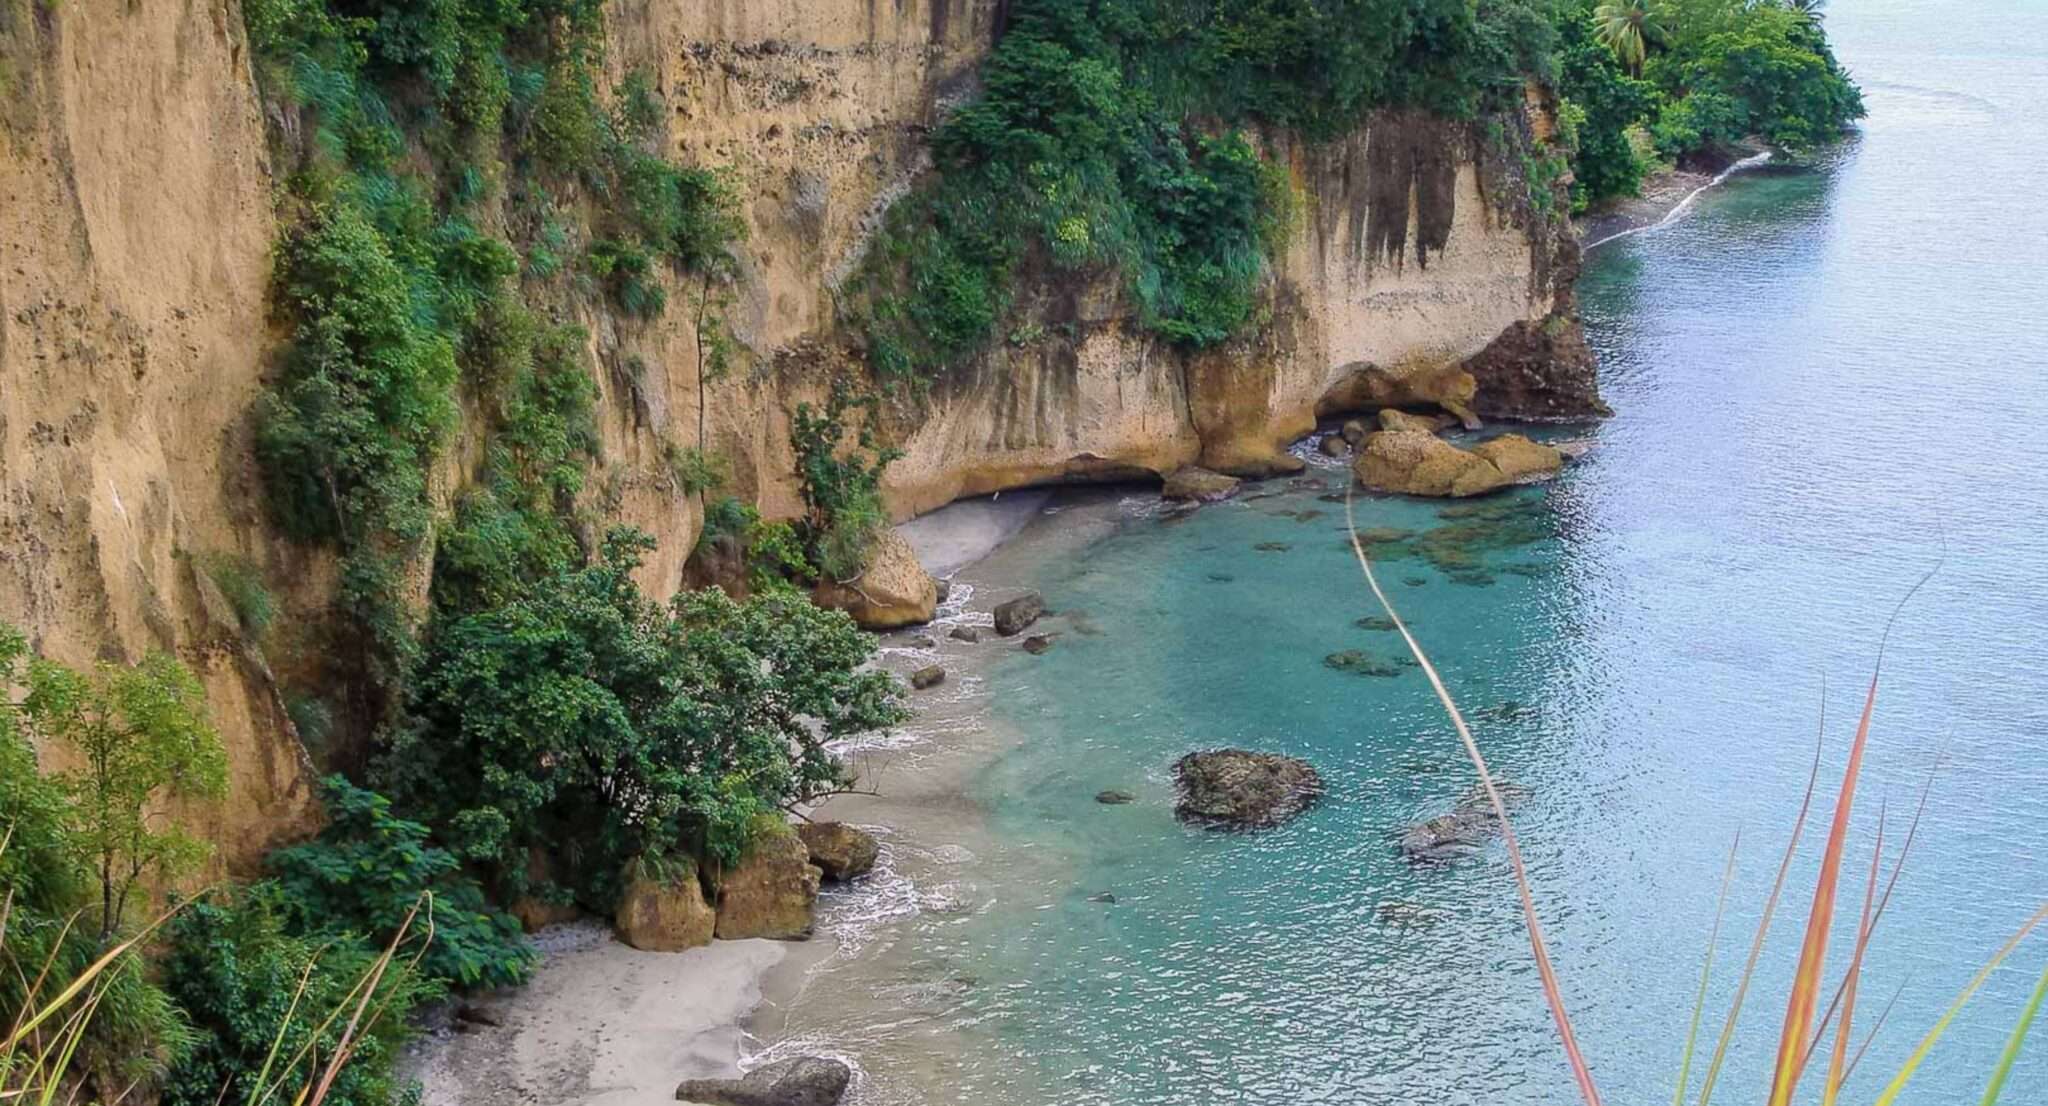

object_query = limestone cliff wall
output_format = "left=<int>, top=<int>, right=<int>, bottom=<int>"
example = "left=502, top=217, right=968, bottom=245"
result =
left=0, top=0, right=1588, bottom=871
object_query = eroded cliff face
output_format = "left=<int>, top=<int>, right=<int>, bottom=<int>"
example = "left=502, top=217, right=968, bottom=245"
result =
left=0, top=0, right=1594, bottom=870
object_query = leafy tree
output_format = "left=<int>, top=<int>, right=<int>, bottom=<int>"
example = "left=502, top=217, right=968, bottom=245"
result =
left=14, top=643, right=227, bottom=940
left=269, top=777, right=535, bottom=990
left=1557, top=0, right=1659, bottom=204
left=380, top=529, right=906, bottom=906
left=0, top=624, right=197, bottom=1086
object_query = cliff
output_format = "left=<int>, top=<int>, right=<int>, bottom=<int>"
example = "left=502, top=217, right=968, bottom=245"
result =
left=0, top=0, right=1596, bottom=872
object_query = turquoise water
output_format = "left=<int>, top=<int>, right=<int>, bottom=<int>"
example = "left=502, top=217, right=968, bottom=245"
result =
left=864, top=2, right=2048, bottom=1102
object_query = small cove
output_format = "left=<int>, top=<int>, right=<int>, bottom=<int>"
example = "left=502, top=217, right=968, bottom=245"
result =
left=772, top=1, right=2048, bottom=1101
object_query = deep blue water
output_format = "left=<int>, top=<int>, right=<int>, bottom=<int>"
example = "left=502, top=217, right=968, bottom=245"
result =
left=803, top=3, right=2048, bottom=1102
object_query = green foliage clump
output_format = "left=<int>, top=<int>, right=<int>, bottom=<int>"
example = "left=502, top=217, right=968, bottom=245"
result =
left=270, top=777, right=534, bottom=990
left=0, top=627, right=196, bottom=1087
left=698, top=497, right=813, bottom=593
left=160, top=887, right=435, bottom=1106
left=11, top=638, right=228, bottom=940
left=790, top=386, right=900, bottom=583
left=1563, top=0, right=1861, bottom=206
left=848, top=0, right=1557, bottom=383
left=198, top=553, right=279, bottom=643
left=378, top=529, right=906, bottom=906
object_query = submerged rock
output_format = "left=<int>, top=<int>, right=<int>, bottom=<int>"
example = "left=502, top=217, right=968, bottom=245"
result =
left=1088, top=892, right=1118, bottom=904
left=910, top=665, right=945, bottom=690
left=1095, top=789, right=1136, bottom=805
left=1354, top=615, right=1401, bottom=632
left=796, top=822, right=881, bottom=882
left=992, top=592, right=1045, bottom=636
left=1161, top=466, right=1241, bottom=502
left=676, top=1056, right=852, bottom=1106
left=811, top=528, right=937, bottom=630
left=1324, top=649, right=1414, bottom=677
left=1399, top=782, right=1530, bottom=863
left=1173, top=749, right=1322, bottom=829
left=713, top=820, right=821, bottom=941
left=615, top=859, right=715, bottom=953
left=1021, top=634, right=1055, bottom=655
left=1253, top=541, right=1292, bottom=552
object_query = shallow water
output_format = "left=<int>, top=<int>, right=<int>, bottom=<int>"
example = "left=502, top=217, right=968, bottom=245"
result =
left=785, top=1, right=2048, bottom=1101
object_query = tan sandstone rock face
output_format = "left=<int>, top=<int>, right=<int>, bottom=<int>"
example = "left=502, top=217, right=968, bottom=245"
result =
left=811, top=527, right=937, bottom=630
left=614, top=859, right=716, bottom=953
left=1161, top=467, right=1242, bottom=502
left=1355, top=431, right=1564, bottom=497
left=1377, top=409, right=1450, bottom=434
left=796, top=821, right=881, bottom=882
left=714, top=821, right=822, bottom=941
left=0, top=0, right=1592, bottom=870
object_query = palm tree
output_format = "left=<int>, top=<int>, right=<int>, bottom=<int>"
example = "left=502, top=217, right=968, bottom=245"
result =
left=1786, top=0, right=1827, bottom=22
left=1593, top=0, right=1663, bottom=75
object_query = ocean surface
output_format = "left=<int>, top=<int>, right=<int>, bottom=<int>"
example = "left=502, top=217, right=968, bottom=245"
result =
left=784, top=2, right=2048, bottom=1102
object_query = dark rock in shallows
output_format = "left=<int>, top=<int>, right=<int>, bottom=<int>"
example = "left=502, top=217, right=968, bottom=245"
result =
left=935, top=577, right=952, bottom=603
left=1173, top=749, right=1322, bottom=829
left=1088, top=892, right=1118, bottom=904
left=1021, top=634, right=1054, bottom=655
left=1161, top=466, right=1241, bottom=502
left=948, top=625, right=981, bottom=643
left=1399, top=781, right=1530, bottom=863
left=906, top=635, right=937, bottom=649
left=675, top=1056, right=851, bottom=1106
left=796, top=822, right=880, bottom=882
left=1253, top=541, right=1291, bottom=552
left=1318, top=434, right=1349, bottom=457
left=992, top=592, right=1045, bottom=636
left=910, top=665, right=945, bottom=690
left=1095, top=789, right=1135, bottom=805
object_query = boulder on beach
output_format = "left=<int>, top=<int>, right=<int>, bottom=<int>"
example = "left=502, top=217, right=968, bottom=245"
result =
left=713, top=819, right=821, bottom=941
left=675, top=1056, right=852, bottom=1106
left=992, top=592, right=1045, bottom=636
left=1161, top=466, right=1241, bottom=502
left=811, top=528, right=938, bottom=630
left=615, top=859, right=715, bottom=953
left=910, top=665, right=945, bottom=690
left=949, top=625, right=981, bottom=643
left=796, top=822, right=880, bottom=882
left=1173, top=749, right=1323, bottom=829
left=1353, top=430, right=1563, bottom=498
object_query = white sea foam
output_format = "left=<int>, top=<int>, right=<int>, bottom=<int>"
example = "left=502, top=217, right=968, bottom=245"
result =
left=1584, top=150, right=1773, bottom=251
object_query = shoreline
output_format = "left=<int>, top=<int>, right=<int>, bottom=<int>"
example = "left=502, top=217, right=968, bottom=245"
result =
left=1575, top=151, right=1772, bottom=251
left=409, top=488, right=1131, bottom=1105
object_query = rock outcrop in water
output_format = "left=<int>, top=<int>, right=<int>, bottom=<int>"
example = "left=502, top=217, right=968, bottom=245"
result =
left=1354, top=431, right=1563, bottom=497
left=676, top=1056, right=852, bottom=1106
left=1173, top=750, right=1323, bottom=828
left=993, top=593, right=1046, bottom=637
left=796, top=822, right=880, bottom=882
left=1162, top=467, right=1243, bottom=502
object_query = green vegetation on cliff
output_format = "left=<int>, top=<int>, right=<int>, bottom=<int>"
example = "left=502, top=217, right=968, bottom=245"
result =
left=1564, top=0, right=1862, bottom=207
left=851, top=0, right=1566, bottom=385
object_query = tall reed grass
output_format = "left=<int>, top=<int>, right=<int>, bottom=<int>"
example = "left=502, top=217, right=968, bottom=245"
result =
left=1344, top=492, right=2047, bottom=1104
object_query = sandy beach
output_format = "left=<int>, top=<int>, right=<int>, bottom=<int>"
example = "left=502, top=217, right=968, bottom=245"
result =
left=409, top=488, right=1112, bottom=1105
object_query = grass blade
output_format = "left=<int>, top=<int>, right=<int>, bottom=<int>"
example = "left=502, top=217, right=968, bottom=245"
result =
left=1979, top=959, right=2048, bottom=1105
left=1675, top=833, right=1741, bottom=1106
left=1346, top=492, right=1602, bottom=1106
left=1874, top=901, right=2048, bottom=1105
left=1696, top=704, right=1829, bottom=1106
left=1820, top=806, right=1885, bottom=1105
left=1844, top=976, right=1911, bottom=1082
left=1767, top=667, right=1880, bottom=1106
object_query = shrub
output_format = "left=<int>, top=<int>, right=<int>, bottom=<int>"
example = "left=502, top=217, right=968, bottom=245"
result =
left=270, top=777, right=534, bottom=990
left=198, top=553, right=279, bottom=642
left=790, top=386, right=900, bottom=583
left=161, top=887, right=435, bottom=1106
left=380, top=529, right=906, bottom=905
